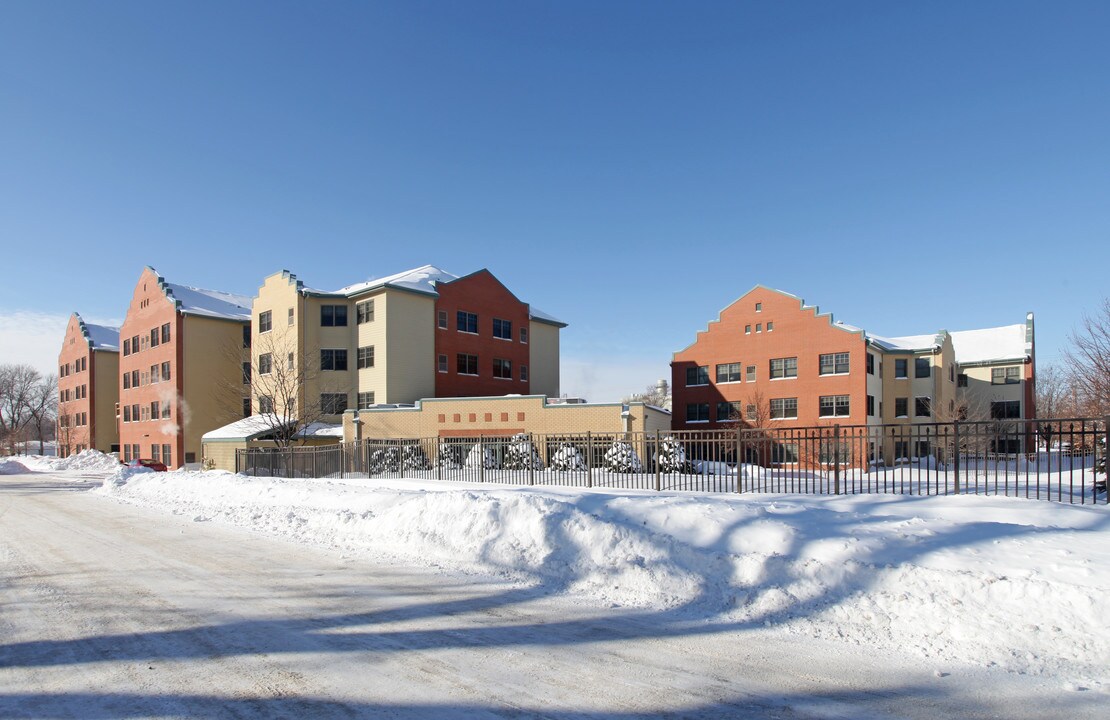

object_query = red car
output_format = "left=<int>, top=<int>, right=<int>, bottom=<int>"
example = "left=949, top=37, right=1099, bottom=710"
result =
left=124, top=458, right=168, bottom=472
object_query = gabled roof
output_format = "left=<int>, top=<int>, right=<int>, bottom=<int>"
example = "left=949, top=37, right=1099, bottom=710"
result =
left=147, top=267, right=253, bottom=321
left=950, top=324, right=1028, bottom=364
left=336, top=264, right=459, bottom=297
left=74, top=312, right=121, bottom=351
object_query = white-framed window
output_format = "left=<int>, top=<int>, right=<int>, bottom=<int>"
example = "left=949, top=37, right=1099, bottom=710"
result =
left=493, top=318, right=512, bottom=340
left=259, top=395, right=274, bottom=413
left=770, top=397, right=798, bottom=419
left=991, top=366, right=1021, bottom=385
left=686, top=403, right=710, bottom=423
left=894, top=358, right=908, bottom=378
left=493, top=358, right=512, bottom=379
left=438, top=354, right=448, bottom=373
left=321, top=305, right=347, bottom=327
left=819, top=352, right=850, bottom=375
left=356, top=300, right=374, bottom=324
left=521, top=364, right=528, bottom=382
left=746, top=365, right=756, bottom=382
left=321, top=349, right=347, bottom=371
left=438, top=310, right=448, bottom=329
left=769, top=357, right=797, bottom=379
left=358, top=392, right=376, bottom=409
left=716, top=362, right=741, bottom=383
left=520, top=327, right=528, bottom=344
left=819, top=395, right=850, bottom=417
left=258, top=310, right=272, bottom=333
left=457, top=311, right=478, bottom=334
left=259, top=353, right=272, bottom=375
left=357, top=346, right=374, bottom=369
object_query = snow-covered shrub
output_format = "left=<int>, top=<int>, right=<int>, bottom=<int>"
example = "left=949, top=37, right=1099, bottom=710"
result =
left=654, top=435, right=693, bottom=473
left=465, top=443, right=499, bottom=470
left=436, top=443, right=461, bottom=470
left=503, top=433, right=544, bottom=470
left=401, top=444, right=431, bottom=470
left=549, top=444, right=586, bottom=471
left=604, top=441, right=643, bottom=473
left=366, top=446, right=400, bottom=474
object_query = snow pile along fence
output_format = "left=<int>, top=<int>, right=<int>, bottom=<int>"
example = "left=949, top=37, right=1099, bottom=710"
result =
left=235, top=417, right=1109, bottom=504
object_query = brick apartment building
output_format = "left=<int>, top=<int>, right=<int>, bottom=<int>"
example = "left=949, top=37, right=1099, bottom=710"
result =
left=56, top=313, right=120, bottom=457
left=117, top=267, right=252, bottom=468
left=249, top=265, right=565, bottom=424
left=672, top=286, right=1035, bottom=456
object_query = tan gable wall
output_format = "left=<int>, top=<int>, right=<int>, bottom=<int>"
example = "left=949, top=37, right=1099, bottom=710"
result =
left=182, top=314, right=250, bottom=464
left=528, top=321, right=561, bottom=398
left=382, top=290, right=436, bottom=403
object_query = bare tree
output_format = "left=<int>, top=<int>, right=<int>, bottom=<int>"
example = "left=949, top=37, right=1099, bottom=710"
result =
left=220, top=326, right=327, bottom=450
left=26, top=373, right=58, bottom=455
left=0, top=364, right=41, bottom=454
left=625, top=379, right=670, bottom=409
left=1065, top=298, right=1110, bottom=417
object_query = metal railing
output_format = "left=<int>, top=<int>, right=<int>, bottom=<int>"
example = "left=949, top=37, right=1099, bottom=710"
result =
left=235, top=417, right=1109, bottom=504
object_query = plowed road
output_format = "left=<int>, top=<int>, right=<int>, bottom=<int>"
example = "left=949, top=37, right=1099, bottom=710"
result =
left=0, top=473, right=1097, bottom=719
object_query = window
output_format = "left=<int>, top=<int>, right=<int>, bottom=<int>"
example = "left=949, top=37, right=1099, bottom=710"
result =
left=161, top=403, right=170, bottom=419
left=819, top=395, right=850, bottom=417
left=438, top=354, right=448, bottom=373
left=287, top=353, right=294, bottom=370
left=894, top=359, right=908, bottom=378
left=438, top=310, right=448, bottom=329
left=895, top=397, right=908, bottom=417
left=320, top=393, right=347, bottom=415
left=991, top=401, right=1021, bottom=419
left=259, top=395, right=274, bottom=414
left=185, top=452, right=196, bottom=464
left=819, top=352, right=850, bottom=375
left=258, top=310, right=272, bottom=333
left=151, top=444, right=160, bottom=463
left=356, top=300, right=374, bottom=324
left=770, top=398, right=798, bottom=419
left=259, top=353, right=272, bottom=375
left=746, top=365, right=756, bottom=382
left=123, top=372, right=131, bottom=390
left=288, top=307, right=295, bottom=325
left=161, top=323, right=170, bottom=343
left=150, top=401, right=160, bottom=419
left=521, top=365, right=528, bottom=382
left=867, top=353, right=875, bottom=375
left=493, top=318, right=512, bottom=340
left=957, top=373, right=968, bottom=387
left=242, top=361, right=251, bottom=384
left=150, top=364, right=160, bottom=383
left=991, top=366, right=1021, bottom=385
left=131, top=370, right=139, bottom=387
left=755, top=302, right=762, bottom=312
left=161, top=361, right=170, bottom=381
left=123, top=338, right=131, bottom=356
left=717, top=401, right=742, bottom=422
left=321, top=349, right=347, bottom=371
left=357, top=346, right=375, bottom=369
left=716, top=362, right=741, bottom=383
left=915, top=397, right=931, bottom=417
left=162, top=445, right=171, bottom=466
left=767, top=321, right=774, bottom=332
left=242, top=325, right=251, bottom=348
left=686, top=403, right=710, bottom=422
left=915, top=357, right=931, bottom=378
left=686, top=366, right=709, bottom=386
left=457, top=353, right=478, bottom=375
left=772, top=443, right=799, bottom=464
left=746, top=404, right=757, bottom=421
left=520, top=327, right=528, bottom=344
left=457, top=310, right=478, bottom=333
left=819, top=441, right=852, bottom=465
left=756, top=323, right=762, bottom=333
left=866, top=394, right=875, bottom=417
left=150, top=328, right=159, bottom=348
left=242, top=397, right=251, bottom=417
left=358, top=391, right=376, bottom=409
left=493, top=358, right=512, bottom=379
left=132, top=335, right=139, bottom=353
left=769, top=357, right=797, bottom=379
left=321, top=305, right=347, bottom=327
left=123, top=405, right=131, bottom=423
left=949, top=365, right=954, bottom=382
left=744, top=325, right=751, bottom=334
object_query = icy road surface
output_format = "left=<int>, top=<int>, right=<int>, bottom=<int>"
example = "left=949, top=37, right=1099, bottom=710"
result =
left=0, top=472, right=1104, bottom=719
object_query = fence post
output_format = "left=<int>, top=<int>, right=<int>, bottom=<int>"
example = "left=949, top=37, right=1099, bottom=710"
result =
left=436, top=439, right=442, bottom=482
left=1103, top=416, right=1109, bottom=505
left=479, top=436, right=485, bottom=483
left=736, top=426, right=743, bottom=494
left=833, top=424, right=841, bottom=495
left=654, top=429, right=661, bottom=492
left=952, top=421, right=961, bottom=494
left=587, top=432, right=594, bottom=488
left=529, top=433, right=535, bottom=486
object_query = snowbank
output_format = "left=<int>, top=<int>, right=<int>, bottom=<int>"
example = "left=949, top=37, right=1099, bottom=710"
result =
left=0, top=458, right=32, bottom=475
left=93, top=470, right=1110, bottom=688
left=14, top=449, right=122, bottom=474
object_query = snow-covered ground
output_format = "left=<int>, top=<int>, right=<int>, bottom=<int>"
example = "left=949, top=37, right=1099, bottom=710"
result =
left=4, top=449, right=1109, bottom=713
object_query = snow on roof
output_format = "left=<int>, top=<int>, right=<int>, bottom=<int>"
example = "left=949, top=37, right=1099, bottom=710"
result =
left=163, top=282, right=253, bottom=321
left=336, top=264, right=459, bottom=297
left=869, top=333, right=940, bottom=352
left=528, top=306, right=567, bottom=327
left=950, top=324, right=1028, bottom=364
left=75, top=313, right=121, bottom=350
left=202, top=415, right=343, bottom=441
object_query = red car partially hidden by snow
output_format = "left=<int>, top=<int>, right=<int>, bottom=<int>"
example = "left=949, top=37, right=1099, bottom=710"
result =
left=123, top=458, right=168, bottom=472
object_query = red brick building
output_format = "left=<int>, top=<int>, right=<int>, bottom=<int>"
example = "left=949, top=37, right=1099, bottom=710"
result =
left=57, top=313, right=120, bottom=457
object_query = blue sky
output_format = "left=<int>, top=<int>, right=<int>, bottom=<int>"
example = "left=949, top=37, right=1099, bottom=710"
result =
left=2, top=1, right=1108, bottom=401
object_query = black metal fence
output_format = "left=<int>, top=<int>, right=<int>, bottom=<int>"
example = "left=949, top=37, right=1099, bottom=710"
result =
left=235, top=417, right=1108, bottom=504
